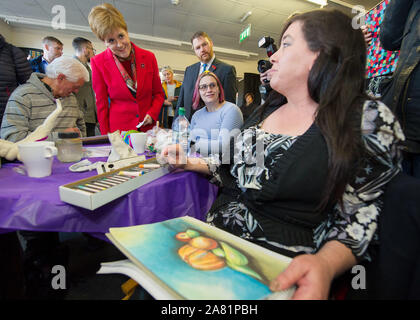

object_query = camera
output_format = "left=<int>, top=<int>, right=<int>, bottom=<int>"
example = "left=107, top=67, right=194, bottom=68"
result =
left=258, top=36, right=278, bottom=57
left=257, top=60, right=272, bottom=74
left=257, top=36, right=278, bottom=83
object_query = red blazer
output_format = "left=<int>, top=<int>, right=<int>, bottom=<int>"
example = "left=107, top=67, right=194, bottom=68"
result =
left=91, top=43, right=164, bottom=134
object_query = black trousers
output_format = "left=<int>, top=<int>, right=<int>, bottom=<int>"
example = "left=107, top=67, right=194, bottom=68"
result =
left=86, top=122, right=97, bottom=137
left=18, top=231, right=68, bottom=299
left=0, top=232, right=25, bottom=299
left=369, top=174, right=420, bottom=299
left=346, top=173, right=420, bottom=299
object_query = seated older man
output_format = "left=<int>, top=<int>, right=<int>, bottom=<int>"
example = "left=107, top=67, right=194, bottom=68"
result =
left=1, top=56, right=88, bottom=142
left=0, top=56, right=89, bottom=299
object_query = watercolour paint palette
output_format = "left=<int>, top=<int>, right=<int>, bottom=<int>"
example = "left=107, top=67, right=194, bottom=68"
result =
left=59, top=158, right=168, bottom=210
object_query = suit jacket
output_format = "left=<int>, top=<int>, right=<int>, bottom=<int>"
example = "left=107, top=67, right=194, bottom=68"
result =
left=90, top=43, right=164, bottom=134
left=176, top=58, right=237, bottom=121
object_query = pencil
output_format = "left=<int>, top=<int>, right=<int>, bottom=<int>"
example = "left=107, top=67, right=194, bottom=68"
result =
left=118, top=171, right=145, bottom=177
left=138, top=164, right=160, bottom=169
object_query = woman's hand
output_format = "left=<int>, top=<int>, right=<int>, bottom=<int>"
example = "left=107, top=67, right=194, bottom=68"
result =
left=159, top=144, right=211, bottom=175
left=361, top=25, right=373, bottom=46
left=160, top=144, right=188, bottom=169
left=260, top=69, right=272, bottom=85
left=269, top=241, right=356, bottom=300
left=269, top=253, right=334, bottom=300
left=142, top=114, right=153, bottom=126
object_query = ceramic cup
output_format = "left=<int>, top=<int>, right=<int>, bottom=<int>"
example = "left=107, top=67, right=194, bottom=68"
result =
left=18, top=141, right=57, bottom=178
left=131, top=132, right=147, bottom=154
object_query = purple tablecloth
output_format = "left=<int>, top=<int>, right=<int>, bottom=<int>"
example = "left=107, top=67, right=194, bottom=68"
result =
left=0, top=156, right=218, bottom=235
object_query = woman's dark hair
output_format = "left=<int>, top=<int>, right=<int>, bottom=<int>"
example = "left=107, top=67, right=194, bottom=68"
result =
left=259, top=9, right=368, bottom=211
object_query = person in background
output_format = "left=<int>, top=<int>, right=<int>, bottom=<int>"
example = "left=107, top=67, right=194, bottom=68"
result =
left=161, top=9, right=403, bottom=299
left=72, top=37, right=98, bottom=136
left=189, top=71, right=243, bottom=156
left=0, top=34, right=32, bottom=298
left=88, top=3, right=164, bottom=134
left=159, top=65, right=182, bottom=129
left=380, top=0, right=420, bottom=179
left=1, top=56, right=87, bottom=142
left=240, top=92, right=257, bottom=122
left=29, top=36, right=63, bottom=74
left=176, top=31, right=237, bottom=121
left=0, top=34, right=32, bottom=127
left=1, top=55, right=88, bottom=298
left=360, top=25, right=373, bottom=46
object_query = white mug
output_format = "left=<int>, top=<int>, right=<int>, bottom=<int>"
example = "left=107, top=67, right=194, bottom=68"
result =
left=131, top=132, right=147, bottom=154
left=18, top=141, right=58, bottom=178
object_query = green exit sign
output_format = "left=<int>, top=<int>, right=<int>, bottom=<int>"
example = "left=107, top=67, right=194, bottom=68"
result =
left=239, top=25, right=251, bottom=43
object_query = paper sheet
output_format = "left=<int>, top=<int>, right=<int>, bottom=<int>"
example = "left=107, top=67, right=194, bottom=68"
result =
left=83, top=146, right=112, bottom=158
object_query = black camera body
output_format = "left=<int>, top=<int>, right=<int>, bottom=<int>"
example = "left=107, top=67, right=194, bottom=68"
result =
left=257, top=36, right=278, bottom=87
left=257, top=60, right=272, bottom=74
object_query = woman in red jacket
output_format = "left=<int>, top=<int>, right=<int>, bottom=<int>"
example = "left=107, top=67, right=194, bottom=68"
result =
left=88, top=3, right=164, bottom=134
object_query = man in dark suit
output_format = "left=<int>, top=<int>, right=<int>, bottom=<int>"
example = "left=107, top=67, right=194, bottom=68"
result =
left=29, top=36, right=63, bottom=74
left=175, top=31, right=238, bottom=121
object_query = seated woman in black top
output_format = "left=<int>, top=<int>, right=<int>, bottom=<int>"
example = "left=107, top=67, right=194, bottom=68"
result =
left=161, top=9, right=403, bottom=299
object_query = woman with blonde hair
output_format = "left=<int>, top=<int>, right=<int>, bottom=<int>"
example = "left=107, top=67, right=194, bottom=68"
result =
left=88, top=3, right=164, bottom=134
left=159, top=65, right=182, bottom=129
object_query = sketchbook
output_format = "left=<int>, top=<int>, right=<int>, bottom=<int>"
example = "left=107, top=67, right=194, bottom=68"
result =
left=99, top=216, right=295, bottom=300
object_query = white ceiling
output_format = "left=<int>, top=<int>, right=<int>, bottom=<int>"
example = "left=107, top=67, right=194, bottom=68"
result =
left=0, top=0, right=381, bottom=60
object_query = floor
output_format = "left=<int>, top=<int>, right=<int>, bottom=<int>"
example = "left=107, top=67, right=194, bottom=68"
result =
left=22, top=232, right=154, bottom=300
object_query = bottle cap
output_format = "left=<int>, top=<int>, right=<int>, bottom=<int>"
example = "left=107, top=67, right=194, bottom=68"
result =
left=179, top=107, right=185, bottom=116
left=58, top=131, right=80, bottom=139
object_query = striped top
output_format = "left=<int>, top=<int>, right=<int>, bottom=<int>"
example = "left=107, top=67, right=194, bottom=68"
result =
left=1, top=73, right=86, bottom=142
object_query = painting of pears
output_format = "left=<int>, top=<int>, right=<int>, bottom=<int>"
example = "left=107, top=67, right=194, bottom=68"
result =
left=175, top=229, right=264, bottom=282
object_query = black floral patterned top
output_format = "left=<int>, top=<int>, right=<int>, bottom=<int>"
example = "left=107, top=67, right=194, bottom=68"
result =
left=204, top=100, right=404, bottom=260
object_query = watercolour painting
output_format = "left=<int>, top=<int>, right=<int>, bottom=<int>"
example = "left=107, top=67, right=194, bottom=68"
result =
left=107, top=216, right=293, bottom=300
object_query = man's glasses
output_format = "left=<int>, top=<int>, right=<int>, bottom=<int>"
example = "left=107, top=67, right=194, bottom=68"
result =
left=198, top=83, right=217, bottom=91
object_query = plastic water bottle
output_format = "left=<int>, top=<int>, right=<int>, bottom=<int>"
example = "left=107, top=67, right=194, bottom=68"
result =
left=172, top=107, right=190, bottom=155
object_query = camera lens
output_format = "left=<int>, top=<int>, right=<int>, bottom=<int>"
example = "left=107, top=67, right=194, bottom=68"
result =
left=257, top=60, right=273, bottom=73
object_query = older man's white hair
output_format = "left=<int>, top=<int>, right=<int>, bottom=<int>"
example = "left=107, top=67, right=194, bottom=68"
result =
left=46, top=56, right=89, bottom=82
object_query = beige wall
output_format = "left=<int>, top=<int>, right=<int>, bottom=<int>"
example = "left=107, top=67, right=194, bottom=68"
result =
left=0, top=20, right=12, bottom=41
left=0, top=21, right=260, bottom=80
